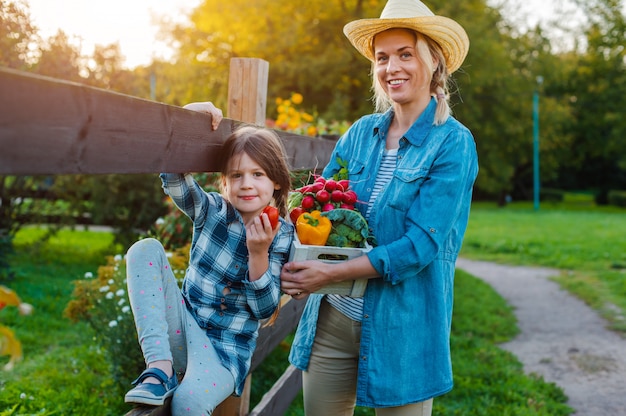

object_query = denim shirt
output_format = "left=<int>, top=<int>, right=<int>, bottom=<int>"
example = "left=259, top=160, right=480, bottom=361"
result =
left=288, top=98, right=479, bottom=407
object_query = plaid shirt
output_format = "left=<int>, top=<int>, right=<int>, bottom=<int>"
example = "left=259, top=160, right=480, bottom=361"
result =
left=160, top=173, right=294, bottom=395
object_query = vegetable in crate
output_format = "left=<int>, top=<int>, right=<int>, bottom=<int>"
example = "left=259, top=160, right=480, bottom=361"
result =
left=322, top=208, right=369, bottom=248
left=295, top=210, right=332, bottom=246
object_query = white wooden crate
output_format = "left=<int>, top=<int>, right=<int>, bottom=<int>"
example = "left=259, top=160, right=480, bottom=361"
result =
left=288, top=235, right=371, bottom=297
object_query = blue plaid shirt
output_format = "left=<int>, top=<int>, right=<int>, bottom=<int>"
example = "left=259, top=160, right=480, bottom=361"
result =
left=160, top=173, right=294, bottom=395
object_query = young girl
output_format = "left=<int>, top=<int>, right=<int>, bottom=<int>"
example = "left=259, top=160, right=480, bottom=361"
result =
left=124, top=124, right=294, bottom=415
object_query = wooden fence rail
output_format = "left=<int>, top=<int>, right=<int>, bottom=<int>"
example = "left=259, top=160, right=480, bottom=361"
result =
left=0, top=58, right=333, bottom=415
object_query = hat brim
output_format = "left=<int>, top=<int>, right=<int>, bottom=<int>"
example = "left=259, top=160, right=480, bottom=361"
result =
left=343, top=16, right=469, bottom=73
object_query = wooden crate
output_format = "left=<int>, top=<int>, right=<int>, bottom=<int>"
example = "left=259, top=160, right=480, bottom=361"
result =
left=288, top=236, right=371, bottom=297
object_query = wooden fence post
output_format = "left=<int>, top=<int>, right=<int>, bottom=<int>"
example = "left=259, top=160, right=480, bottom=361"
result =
left=213, top=57, right=270, bottom=416
left=227, top=58, right=269, bottom=126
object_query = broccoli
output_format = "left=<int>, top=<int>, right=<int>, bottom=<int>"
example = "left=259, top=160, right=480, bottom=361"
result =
left=322, top=208, right=370, bottom=248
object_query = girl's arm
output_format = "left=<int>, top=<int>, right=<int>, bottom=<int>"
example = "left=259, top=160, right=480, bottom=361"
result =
left=244, top=220, right=294, bottom=319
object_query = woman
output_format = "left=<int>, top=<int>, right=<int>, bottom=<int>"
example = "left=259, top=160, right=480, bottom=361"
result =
left=280, top=0, right=478, bottom=414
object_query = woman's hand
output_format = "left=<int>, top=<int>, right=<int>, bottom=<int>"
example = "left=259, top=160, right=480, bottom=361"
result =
left=280, top=260, right=335, bottom=297
left=183, top=101, right=223, bottom=130
left=281, top=255, right=378, bottom=298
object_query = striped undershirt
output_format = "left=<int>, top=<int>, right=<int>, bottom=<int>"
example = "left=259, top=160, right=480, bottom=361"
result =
left=326, top=147, right=398, bottom=321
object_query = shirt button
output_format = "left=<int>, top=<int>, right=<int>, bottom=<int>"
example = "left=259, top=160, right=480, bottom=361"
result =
left=430, top=228, right=436, bottom=233
left=221, top=298, right=225, bottom=302
left=363, top=314, right=369, bottom=319
left=361, top=356, right=367, bottom=360
left=227, top=282, right=232, bottom=287
left=219, top=312, right=224, bottom=317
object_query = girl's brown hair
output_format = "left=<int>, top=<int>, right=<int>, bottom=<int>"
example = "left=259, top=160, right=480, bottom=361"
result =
left=218, top=125, right=292, bottom=217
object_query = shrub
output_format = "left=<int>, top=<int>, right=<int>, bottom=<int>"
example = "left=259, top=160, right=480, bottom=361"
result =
left=64, top=247, right=190, bottom=384
left=607, top=190, right=626, bottom=208
left=540, top=188, right=564, bottom=202
left=149, top=173, right=220, bottom=250
left=267, top=92, right=351, bottom=137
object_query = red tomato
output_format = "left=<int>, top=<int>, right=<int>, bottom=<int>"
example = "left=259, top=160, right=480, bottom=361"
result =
left=261, top=206, right=279, bottom=229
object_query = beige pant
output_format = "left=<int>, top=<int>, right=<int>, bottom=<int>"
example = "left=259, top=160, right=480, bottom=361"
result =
left=303, top=299, right=433, bottom=416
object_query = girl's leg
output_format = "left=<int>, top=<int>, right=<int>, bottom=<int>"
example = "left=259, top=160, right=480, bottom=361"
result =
left=126, top=238, right=188, bottom=378
left=375, top=399, right=434, bottom=416
left=302, top=298, right=361, bottom=416
left=171, top=307, right=235, bottom=416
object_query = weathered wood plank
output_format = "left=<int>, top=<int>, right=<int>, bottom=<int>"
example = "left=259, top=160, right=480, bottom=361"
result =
left=0, top=67, right=335, bottom=175
left=248, top=365, right=303, bottom=416
left=251, top=295, right=307, bottom=372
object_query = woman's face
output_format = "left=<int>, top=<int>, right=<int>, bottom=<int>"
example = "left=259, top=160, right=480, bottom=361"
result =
left=223, top=152, right=280, bottom=225
left=373, top=28, right=432, bottom=107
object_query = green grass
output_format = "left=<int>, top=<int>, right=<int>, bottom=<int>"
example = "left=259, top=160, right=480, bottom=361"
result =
left=0, top=227, right=126, bottom=415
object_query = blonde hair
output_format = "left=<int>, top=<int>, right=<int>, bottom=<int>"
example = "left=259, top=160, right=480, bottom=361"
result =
left=371, top=30, right=451, bottom=125
left=218, top=125, right=292, bottom=217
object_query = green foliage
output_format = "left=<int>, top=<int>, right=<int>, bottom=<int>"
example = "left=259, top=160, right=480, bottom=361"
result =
left=148, top=172, right=221, bottom=250
left=607, top=190, right=626, bottom=207
left=540, top=188, right=565, bottom=202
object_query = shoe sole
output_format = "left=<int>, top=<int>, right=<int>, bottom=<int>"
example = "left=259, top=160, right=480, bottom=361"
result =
left=124, top=389, right=174, bottom=406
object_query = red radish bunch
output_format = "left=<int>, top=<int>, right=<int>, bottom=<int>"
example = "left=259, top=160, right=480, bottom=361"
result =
left=288, top=175, right=359, bottom=224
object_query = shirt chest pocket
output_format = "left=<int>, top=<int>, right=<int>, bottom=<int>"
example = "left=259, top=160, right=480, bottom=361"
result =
left=385, top=167, right=429, bottom=212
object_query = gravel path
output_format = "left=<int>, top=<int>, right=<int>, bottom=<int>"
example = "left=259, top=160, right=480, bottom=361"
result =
left=456, top=258, right=626, bottom=416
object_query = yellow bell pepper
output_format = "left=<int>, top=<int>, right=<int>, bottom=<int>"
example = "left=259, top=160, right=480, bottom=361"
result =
left=296, top=210, right=332, bottom=246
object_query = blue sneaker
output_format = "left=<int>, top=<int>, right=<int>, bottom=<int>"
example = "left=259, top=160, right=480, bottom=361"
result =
left=124, top=367, right=178, bottom=406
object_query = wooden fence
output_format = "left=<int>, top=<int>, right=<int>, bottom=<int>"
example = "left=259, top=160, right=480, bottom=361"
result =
left=0, top=58, right=336, bottom=415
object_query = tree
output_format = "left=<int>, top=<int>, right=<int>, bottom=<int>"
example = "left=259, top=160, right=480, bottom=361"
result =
left=553, top=0, right=626, bottom=201
left=160, top=0, right=383, bottom=119
left=0, top=0, right=37, bottom=70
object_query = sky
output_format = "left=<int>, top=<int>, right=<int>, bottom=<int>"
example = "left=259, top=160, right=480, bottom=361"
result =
left=25, top=0, right=202, bottom=68
left=24, top=0, right=580, bottom=69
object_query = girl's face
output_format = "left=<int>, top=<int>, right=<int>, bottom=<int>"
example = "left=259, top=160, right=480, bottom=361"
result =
left=223, top=152, right=280, bottom=225
left=374, top=28, right=432, bottom=108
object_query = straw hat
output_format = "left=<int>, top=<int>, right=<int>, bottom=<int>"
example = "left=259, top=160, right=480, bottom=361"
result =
left=343, top=0, right=469, bottom=73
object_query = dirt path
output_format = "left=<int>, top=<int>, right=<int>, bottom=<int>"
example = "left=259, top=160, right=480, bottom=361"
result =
left=455, top=258, right=626, bottom=416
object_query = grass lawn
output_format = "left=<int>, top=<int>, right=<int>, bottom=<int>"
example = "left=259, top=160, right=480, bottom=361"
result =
left=5, top=204, right=616, bottom=414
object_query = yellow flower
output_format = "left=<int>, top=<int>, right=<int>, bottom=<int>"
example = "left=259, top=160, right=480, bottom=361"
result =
left=291, top=93, right=303, bottom=105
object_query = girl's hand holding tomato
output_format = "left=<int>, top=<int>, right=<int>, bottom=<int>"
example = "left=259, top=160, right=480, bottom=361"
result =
left=260, top=206, right=279, bottom=229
